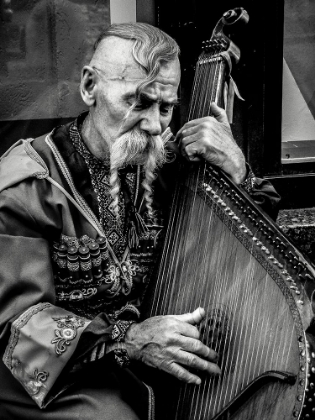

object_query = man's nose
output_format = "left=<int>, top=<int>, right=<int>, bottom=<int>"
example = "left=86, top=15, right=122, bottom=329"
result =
left=139, top=106, right=162, bottom=136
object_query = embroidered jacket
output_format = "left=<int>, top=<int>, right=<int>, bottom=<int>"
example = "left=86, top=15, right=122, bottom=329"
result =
left=0, top=116, right=281, bottom=409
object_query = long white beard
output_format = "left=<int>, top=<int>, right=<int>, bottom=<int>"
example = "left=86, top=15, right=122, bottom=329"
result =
left=109, top=128, right=166, bottom=217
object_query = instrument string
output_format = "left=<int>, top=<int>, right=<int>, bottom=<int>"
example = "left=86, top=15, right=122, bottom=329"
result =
left=209, top=216, right=242, bottom=413
left=235, top=254, right=253, bottom=393
left=179, top=56, right=220, bottom=414
left=160, top=59, right=204, bottom=329
left=251, top=238, right=274, bottom=379
left=205, top=201, right=235, bottom=415
left=203, top=56, right=236, bottom=415
left=162, top=175, right=192, bottom=314
left=175, top=161, right=208, bottom=412
left=215, top=231, right=242, bottom=411
left=185, top=165, right=209, bottom=420
left=246, top=242, right=266, bottom=385
left=191, top=56, right=234, bottom=417
left=205, top=184, right=227, bottom=406
left=195, top=165, right=226, bottom=419
left=239, top=246, right=264, bottom=391
left=240, top=254, right=261, bottom=387
left=150, top=168, right=186, bottom=316
left=188, top=63, right=200, bottom=121
left=202, top=58, right=214, bottom=117
left=197, top=59, right=207, bottom=119
left=191, top=59, right=204, bottom=120
left=158, top=58, right=203, bottom=314
left=170, top=62, right=206, bottom=316
left=208, top=223, right=249, bottom=411
left=182, top=167, right=202, bottom=313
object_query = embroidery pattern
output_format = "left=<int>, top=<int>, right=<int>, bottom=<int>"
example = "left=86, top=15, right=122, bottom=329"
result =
left=51, top=315, right=86, bottom=356
left=70, top=123, right=138, bottom=258
left=52, top=230, right=162, bottom=319
left=11, top=359, right=49, bottom=398
left=26, top=368, right=49, bottom=396
left=112, top=320, right=135, bottom=342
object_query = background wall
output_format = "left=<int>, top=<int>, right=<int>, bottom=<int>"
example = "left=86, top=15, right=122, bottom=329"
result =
left=0, top=0, right=153, bottom=155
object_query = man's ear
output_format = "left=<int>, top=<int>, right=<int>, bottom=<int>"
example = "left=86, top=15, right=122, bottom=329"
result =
left=80, top=66, right=97, bottom=106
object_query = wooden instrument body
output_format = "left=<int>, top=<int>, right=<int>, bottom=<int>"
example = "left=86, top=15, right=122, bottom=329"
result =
left=149, top=162, right=314, bottom=419
left=145, top=9, right=315, bottom=419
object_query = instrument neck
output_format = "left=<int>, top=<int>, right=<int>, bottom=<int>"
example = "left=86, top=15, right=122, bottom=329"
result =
left=187, top=53, right=228, bottom=122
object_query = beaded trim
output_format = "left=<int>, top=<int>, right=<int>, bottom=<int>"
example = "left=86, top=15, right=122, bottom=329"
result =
left=3, top=303, right=52, bottom=369
left=25, top=140, right=49, bottom=179
left=112, top=320, right=135, bottom=342
left=301, top=339, right=315, bottom=418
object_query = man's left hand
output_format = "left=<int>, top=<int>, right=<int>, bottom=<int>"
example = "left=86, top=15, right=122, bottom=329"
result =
left=175, top=102, right=246, bottom=184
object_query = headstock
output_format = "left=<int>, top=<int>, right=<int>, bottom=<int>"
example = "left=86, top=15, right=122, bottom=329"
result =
left=201, top=7, right=249, bottom=64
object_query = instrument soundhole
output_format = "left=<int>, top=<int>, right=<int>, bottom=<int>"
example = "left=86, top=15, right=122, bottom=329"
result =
left=200, top=307, right=233, bottom=369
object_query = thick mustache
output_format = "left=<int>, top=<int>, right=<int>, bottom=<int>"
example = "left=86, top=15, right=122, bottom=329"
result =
left=110, top=129, right=164, bottom=167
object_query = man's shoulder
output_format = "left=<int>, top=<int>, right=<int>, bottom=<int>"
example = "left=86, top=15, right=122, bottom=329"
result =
left=0, top=136, right=50, bottom=193
left=0, top=118, right=74, bottom=194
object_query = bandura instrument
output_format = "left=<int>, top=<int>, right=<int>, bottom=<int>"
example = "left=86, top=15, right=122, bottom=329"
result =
left=148, top=8, right=315, bottom=420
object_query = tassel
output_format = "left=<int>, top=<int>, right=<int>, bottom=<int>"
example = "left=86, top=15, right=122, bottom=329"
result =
left=128, top=220, right=139, bottom=249
left=225, top=78, right=235, bottom=124
left=220, top=51, right=245, bottom=124
left=134, top=211, right=149, bottom=235
left=127, top=212, right=149, bottom=249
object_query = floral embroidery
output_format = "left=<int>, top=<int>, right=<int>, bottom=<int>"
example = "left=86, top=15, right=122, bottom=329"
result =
left=103, top=259, right=138, bottom=296
left=120, top=260, right=137, bottom=295
left=51, top=315, right=86, bottom=356
left=11, top=359, right=49, bottom=397
left=26, top=368, right=49, bottom=396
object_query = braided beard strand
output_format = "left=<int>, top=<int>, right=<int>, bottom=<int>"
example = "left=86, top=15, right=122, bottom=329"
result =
left=109, top=129, right=166, bottom=218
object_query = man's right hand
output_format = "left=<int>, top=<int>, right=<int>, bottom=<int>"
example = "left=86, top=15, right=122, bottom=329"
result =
left=123, top=308, right=221, bottom=385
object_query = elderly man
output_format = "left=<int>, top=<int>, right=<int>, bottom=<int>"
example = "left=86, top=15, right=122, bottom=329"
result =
left=0, top=23, right=280, bottom=420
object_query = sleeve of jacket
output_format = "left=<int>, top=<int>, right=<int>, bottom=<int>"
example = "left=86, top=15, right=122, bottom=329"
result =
left=246, top=177, right=281, bottom=220
left=0, top=187, right=94, bottom=409
left=239, top=164, right=281, bottom=220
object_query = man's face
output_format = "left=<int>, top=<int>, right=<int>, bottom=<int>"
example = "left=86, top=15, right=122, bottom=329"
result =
left=85, top=37, right=181, bottom=154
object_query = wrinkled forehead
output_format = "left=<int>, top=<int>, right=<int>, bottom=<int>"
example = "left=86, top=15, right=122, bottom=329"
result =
left=91, top=37, right=147, bottom=82
left=141, top=60, right=181, bottom=101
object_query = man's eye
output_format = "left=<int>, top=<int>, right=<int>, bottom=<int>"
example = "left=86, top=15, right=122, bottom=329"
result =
left=133, top=101, right=150, bottom=110
left=160, top=105, right=174, bottom=115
